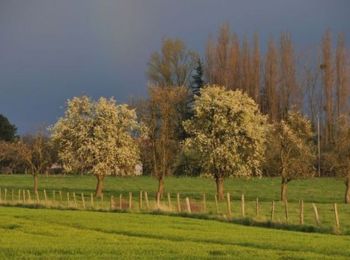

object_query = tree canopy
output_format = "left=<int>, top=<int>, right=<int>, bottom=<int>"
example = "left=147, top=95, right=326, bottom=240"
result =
left=147, top=38, right=198, bottom=87
left=51, top=96, right=141, bottom=196
left=272, top=111, right=316, bottom=201
left=184, top=85, right=269, bottom=199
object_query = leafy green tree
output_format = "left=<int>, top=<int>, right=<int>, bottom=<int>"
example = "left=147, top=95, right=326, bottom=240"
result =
left=51, top=96, right=141, bottom=197
left=184, top=85, right=269, bottom=199
left=0, top=114, right=17, bottom=141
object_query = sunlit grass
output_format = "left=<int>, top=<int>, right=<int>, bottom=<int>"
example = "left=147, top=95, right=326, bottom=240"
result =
left=0, top=207, right=350, bottom=259
left=0, top=175, right=349, bottom=234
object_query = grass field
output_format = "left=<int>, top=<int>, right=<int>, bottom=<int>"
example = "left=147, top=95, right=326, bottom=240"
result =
left=1, top=207, right=350, bottom=259
left=0, top=175, right=349, bottom=234
left=0, top=174, right=346, bottom=203
left=1, top=175, right=350, bottom=258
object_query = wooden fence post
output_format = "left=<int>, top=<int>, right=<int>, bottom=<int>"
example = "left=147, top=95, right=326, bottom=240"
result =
left=256, top=197, right=259, bottom=217
left=241, top=194, right=245, bottom=217
left=271, top=201, right=275, bottom=221
left=214, top=195, right=219, bottom=214
left=167, top=193, right=172, bottom=210
left=23, top=189, right=26, bottom=203
left=226, top=193, right=232, bottom=218
left=90, top=193, right=94, bottom=208
left=284, top=200, right=289, bottom=223
left=145, top=192, right=149, bottom=210
left=334, top=203, right=340, bottom=230
left=139, top=191, right=143, bottom=210
left=27, top=190, right=31, bottom=202
left=43, top=190, right=47, bottom=204
left=129, top=192, right=132, bottom=210
left=185, top=197, right=191, bottom=213
left=156, top=192, right=160, bottom=210
left=312, top=203, right=320, bottom=225
left=4, top=188, right=7, bottom=202
left=53, top=190, right=56, bottom=201
left=119, top=194, right=122, bottom=209
left=0, top=188, right=2, bottom=202
left=18, top=189, right=21, bottom=202
left=59, top=191, right=63, bottom=201
left=202, top=193, right=207, bottom=213
left=11, top=189, right=14, bottom=201
left=81, top=193, right=86, bottom=209
left=299, top=200, right=304, bottom=225
left=67, top=192, right=70, bottom=207
left=176, top=193, right=181, bottom=212
left=110, top=195, right=114, bottom=210
left=73, top=192, right=77, bottom=208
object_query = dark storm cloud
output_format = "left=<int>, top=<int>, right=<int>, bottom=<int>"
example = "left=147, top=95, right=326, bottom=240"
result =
left=0, top=0, right=349, bottom=133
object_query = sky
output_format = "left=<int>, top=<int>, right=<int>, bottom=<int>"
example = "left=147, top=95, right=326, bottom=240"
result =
left=0, top=0, right=349, bottom=133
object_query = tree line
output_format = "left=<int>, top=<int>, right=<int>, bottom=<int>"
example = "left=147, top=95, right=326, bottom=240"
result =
left=0, top=24, right=349, bottom=203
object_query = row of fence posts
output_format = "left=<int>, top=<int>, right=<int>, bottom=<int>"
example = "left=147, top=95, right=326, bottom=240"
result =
left=0, top=188, right=341, bottom=229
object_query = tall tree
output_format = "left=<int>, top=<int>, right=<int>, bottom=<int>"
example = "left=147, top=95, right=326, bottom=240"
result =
left=335, top=33, right=348, bottom=118
left=263, top=38, right=279, bottom=121
left=251, top=33, right=261, bottom=102
left=302, top=54, right=322, bottom=127
left=0, top=114, right=17, bottom=142
left=240, top=36, right=251, bottom=94
left=205, top=23, right=238, bottom=89
left=51, top=96, right=141, bottom=197
left=191, top=58, right=205, bottom=97
left=147, top=38, right=198, bottom=87
left=321, top=30, right=334, bottom=145
left=279, top=32, right=300, bottom=119
left=214, top=23, right=231, bottom=87
left=184, top=85, right=269, bottom=200
left=145, top=86, right=189, bottom=196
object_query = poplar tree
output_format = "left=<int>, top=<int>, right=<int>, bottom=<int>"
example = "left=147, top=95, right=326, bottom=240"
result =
left=263, top=38, right=279, bottom=121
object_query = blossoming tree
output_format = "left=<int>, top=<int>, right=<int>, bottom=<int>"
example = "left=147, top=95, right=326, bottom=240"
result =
left=275, top=111, right=316, bottom=201
left=184, top=85, right=269, bottom=200
left=51, top=96, right=141, bottom=197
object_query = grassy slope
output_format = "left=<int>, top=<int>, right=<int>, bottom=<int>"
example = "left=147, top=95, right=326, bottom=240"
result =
left=1, top=207, right=350, bottom=259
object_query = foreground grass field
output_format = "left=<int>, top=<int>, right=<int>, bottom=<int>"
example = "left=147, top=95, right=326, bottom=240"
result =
left=1, top=207, right=350, bottom=259
left=0, top=175, right=349, bottom=234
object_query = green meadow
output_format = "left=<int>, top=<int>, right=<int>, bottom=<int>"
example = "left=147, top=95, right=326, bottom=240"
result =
left=1, top=207, right=350, bottom=259
left=0, top=175, right=350, bottom=258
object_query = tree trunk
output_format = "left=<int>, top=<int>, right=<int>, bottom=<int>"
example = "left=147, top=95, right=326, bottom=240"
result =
left=33, top=174, right=38, bottom=193
left=281, top=178, right=288, bottom=202
left=345, top=175, right=350, bottom=204
left=95, top=175, right=105, bottom=198
left=215, top=176, right=224, bottom=200
left=157, top=176, right=165, bottom=198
